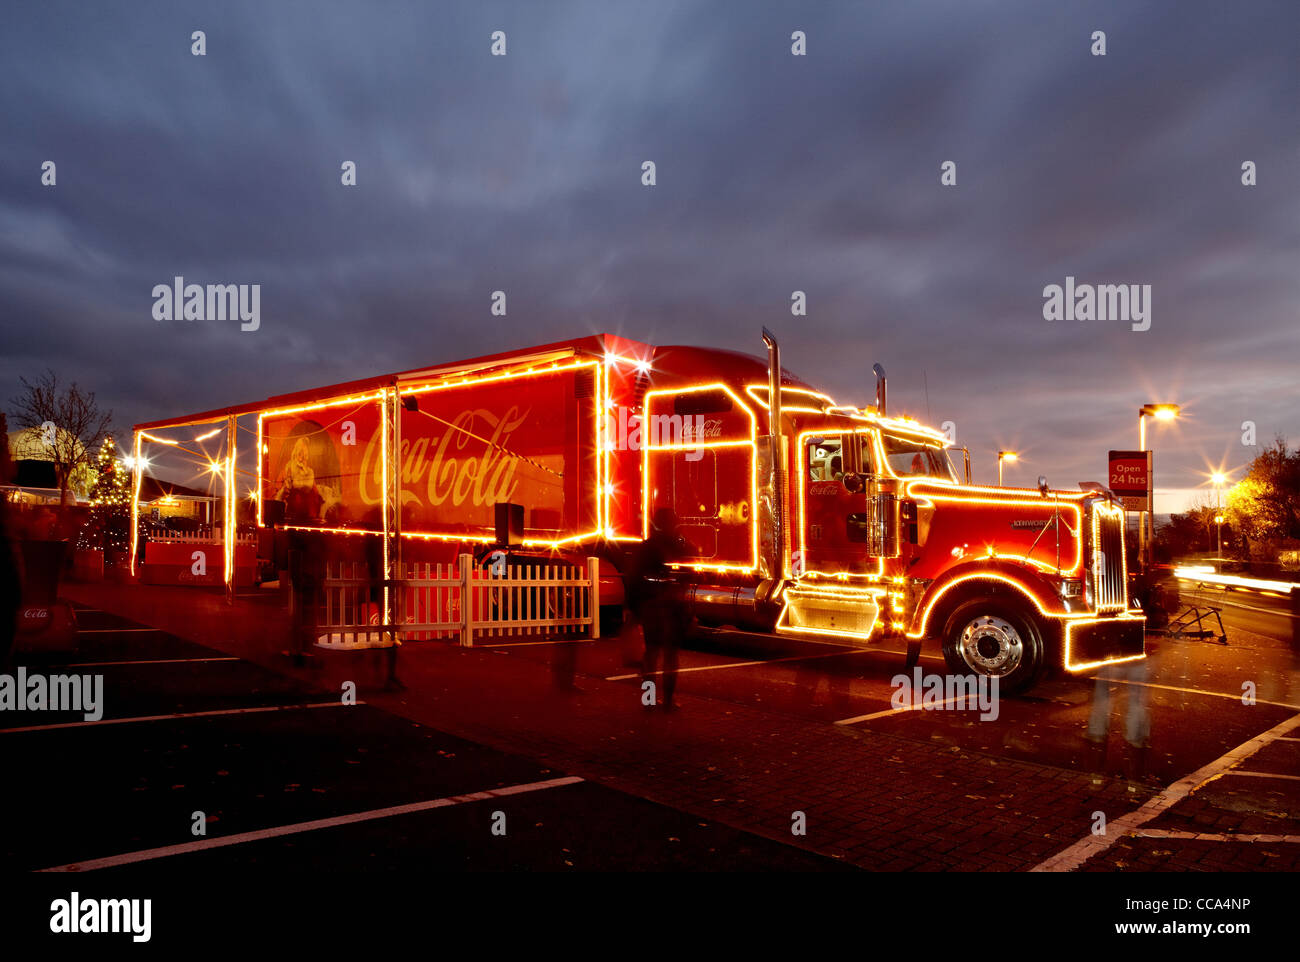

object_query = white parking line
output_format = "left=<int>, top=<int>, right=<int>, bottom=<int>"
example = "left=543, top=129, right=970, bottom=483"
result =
left=75, top=628, right=164, bottom=634
left=1133, top=829, right=1300, bottom=844
left=1031, top=711, right=1300, bottom=872
left=66, top=657, right=240, bottom=667
left=703, top=628, right=946, bottom=662
left=1102, top=677, right=1300, bottom=712
left=835, top=697, right=967, bottom=726
left=605, top=648, right=858, bottom=682
left=38, top=775, right=585, bottom=872
left=1221, top=770, right=1300, bottom=782
left=479, top=638, right=604, bottom=647
left=836, top=674, right=1300, bottom=726
left=0, top=701, right=359, bottom=734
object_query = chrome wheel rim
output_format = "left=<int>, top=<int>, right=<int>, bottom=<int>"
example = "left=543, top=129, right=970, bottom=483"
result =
left=957, top=615, right=1023, bottom=677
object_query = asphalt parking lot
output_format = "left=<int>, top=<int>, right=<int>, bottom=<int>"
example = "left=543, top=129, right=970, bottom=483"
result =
left=5, top=583, right=1298, bottom=873
left=2, top=606, right=848, bottom=873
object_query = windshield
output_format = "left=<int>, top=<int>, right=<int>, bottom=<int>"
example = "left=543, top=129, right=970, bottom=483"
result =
left=881, top=433, right=958, bottom=482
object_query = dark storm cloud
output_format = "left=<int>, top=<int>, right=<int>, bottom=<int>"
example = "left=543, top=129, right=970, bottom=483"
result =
left=1, top=0, right=1296, bottom=503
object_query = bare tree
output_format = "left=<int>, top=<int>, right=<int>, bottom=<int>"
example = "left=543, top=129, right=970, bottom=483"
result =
left=8, top=370, right=113, bottom=508
left=0, top=411, right=13, bottom=485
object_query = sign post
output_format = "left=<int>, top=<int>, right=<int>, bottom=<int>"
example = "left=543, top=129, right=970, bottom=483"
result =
left=1109, top=450, right=1152, bottom=567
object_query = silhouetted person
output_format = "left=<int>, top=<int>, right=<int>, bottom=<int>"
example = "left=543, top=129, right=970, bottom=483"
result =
left=794, top=656, right=852, bottom=715
left=0, top=499, right=19, bottom=666
left=550, top=563, right=582, bottom=693
left=287, top=528, right=326, bottom=664
left=360, top=533, right=403, bottom=689
left=552, top=633, right=581, bottom=693
left=617, top=552, right=647, bottom=668
left=629, top=508, right=691, bottom=710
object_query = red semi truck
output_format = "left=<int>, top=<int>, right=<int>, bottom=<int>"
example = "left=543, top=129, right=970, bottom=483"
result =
left=244, top=330, right=1144, bottom=691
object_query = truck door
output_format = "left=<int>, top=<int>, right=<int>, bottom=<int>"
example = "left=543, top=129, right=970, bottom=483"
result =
left=671, top=448, right=720, bottom=557
left=798, top=433, right=870, bottom=576
left=642, top=386, right=756, bottom=568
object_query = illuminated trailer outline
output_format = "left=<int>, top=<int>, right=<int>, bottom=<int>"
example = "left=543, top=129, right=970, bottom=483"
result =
left=131, top=331, right=1144, bottom=689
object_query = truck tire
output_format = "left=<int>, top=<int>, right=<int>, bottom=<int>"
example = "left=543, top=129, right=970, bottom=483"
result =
left=941, top=597, right=1046, bottom=694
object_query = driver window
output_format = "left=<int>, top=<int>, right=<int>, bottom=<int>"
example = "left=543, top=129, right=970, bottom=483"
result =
left=805, top=438, right=845, bottom=482
left=881, top=433, right=957, bottom=482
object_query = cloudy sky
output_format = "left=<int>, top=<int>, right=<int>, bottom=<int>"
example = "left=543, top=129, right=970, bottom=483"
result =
left=2, top=0, right=1296, bottom=509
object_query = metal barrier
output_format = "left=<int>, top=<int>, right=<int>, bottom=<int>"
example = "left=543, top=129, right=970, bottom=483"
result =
left=314, top=554, right=601, bottom=650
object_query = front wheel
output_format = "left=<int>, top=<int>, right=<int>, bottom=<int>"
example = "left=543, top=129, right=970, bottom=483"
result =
left=941, top=598, right=1047, bottom=694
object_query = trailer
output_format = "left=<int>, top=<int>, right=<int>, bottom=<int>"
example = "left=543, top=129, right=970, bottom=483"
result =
left=132, top=329, right=1144, bottom=691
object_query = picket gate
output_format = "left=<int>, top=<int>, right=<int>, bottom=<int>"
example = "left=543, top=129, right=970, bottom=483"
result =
left=314, top=554, right=600, bottom=649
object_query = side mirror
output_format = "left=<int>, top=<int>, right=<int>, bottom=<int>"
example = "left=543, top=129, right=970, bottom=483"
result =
left=1038, top=475, right=1049, bottom=496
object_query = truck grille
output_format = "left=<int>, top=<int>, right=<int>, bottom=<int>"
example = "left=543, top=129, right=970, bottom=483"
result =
left=1092, top=508, right=1126, bottom=611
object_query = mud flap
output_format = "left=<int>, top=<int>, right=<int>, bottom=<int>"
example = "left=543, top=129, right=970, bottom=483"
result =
left=904, top=639, right=922, bottom=671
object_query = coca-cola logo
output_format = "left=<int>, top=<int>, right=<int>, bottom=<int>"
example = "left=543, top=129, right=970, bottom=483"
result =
left=359, top=406, right=528, bottom=510
left=679, top=418, right=724, bottom=441
left=602, top=408, right=720, bottom=462
left=22, top=608, right=50, bottom=619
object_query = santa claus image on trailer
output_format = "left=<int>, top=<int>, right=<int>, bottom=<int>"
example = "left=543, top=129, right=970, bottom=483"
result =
left=272, top=427, right=343, bottom=524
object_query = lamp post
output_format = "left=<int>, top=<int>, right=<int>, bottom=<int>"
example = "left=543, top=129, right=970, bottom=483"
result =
left=1138, top=403, right=1180, bottom=569
left=997, top=450, right=1018, bottom=486
left=1211, top=472, right=1227, bottom=556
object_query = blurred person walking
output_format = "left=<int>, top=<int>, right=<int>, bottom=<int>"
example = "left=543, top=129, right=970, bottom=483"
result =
left=1086, top=656, right=1152, bottom=780
left=628, top=508, right=691, bottom=710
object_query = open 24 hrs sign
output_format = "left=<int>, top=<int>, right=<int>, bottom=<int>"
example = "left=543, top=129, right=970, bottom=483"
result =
left=1108, top=450, right=1152, bottom=512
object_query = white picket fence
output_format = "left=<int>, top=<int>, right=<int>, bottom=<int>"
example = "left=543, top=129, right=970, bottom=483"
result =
left=314, top=554, right=601, bottom=650
left=146, top=529, right=256, bottom=546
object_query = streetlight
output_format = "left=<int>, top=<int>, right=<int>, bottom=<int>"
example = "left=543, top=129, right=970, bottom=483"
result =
left=997, top=450, right=1019, bottom=486
left=1137, top=403, right=1181, bottom=568
left=1211, top=471, right=1228, bottom=556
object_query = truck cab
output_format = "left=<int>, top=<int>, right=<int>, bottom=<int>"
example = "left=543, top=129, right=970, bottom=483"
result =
left=640, top=335, right=1145, bottom=693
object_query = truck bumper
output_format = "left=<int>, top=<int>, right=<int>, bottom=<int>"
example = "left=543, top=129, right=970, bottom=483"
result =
left=1062, top=611, right=1146, bottom=672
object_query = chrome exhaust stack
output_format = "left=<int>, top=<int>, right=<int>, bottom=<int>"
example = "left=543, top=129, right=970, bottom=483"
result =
left=764, top=327, right=782, bottom=441
left=761, top=328, right=788, bottom=586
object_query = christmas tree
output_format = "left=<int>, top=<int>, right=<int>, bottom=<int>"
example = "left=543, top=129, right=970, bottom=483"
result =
left=78, top=435, right=132, bottom=558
